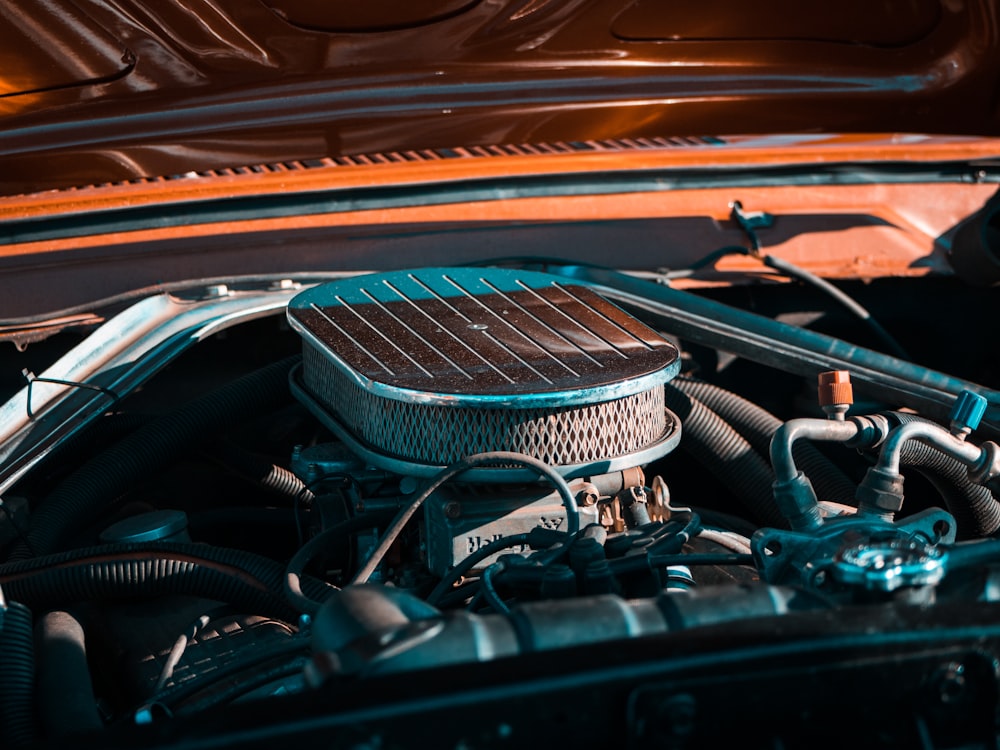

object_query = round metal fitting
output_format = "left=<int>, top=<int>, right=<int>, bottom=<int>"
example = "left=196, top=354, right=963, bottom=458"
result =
left=832, top=538, right=947, bottom=592
left=99, top=509, right=190, bottom=544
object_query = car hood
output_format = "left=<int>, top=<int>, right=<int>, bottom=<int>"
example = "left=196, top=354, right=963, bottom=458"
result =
left=4, top=0, right=1000, bottom=195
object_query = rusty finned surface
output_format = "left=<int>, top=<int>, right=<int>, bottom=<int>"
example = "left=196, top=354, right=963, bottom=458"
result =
left=288, top=269, right=678, bottom=396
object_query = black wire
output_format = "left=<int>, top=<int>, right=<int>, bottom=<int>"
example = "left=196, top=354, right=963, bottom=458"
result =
left=480, top=561, right=510, bottom=615
left=435, top=579, right=481, bottom=609
left=23, top=374, right=120, bottom=420
left=426, top=532, right=533, bottom=606
left=352, top=451, right=579, bottom=585
left=761, top=254, right=911, bottom=360
left=667, top=244, right=910, bottom=360
left=284, top=512, right=393, bottom=616
left=660, top=245, right=751, bottom=279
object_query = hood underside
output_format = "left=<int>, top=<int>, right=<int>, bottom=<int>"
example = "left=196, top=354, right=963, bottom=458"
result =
left=3, top=0, right=1000, bottom=194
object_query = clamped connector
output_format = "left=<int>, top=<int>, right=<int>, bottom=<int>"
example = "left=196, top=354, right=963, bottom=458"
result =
left=772, top=471, right=823, bottom=532
left=855, top=466, right=906, bottom=521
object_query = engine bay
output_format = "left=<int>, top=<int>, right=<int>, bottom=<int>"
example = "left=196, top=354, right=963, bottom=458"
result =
left=2, top=263, right=1000, bottom=748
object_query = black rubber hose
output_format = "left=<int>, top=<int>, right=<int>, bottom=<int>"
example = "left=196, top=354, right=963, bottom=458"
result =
left=41, top=412, right=152, bottom=469
left=36, top=611, right=102, bottom=739
left=674, top=377, right=858, bottom=504
left=0, top=542, right=334, bottom=622
left=0, top=600, right=35, bottom=749
left=663, top=385, right=786, bottom=527
left=887, top=412, right=1000, bottom=538
left=10, top=356, right=300, bottom=561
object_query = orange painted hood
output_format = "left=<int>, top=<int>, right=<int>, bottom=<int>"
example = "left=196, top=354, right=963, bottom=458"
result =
left=3, top=0, right=1000, bottom=195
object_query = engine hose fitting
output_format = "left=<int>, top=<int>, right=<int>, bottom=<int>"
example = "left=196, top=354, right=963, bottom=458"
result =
left=772, top=471, right=822, bottom=532
left=855, top=466, right=906, bottom=519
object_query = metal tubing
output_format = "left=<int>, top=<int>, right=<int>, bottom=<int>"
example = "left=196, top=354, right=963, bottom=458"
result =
left=770, top=419, right=861, bottom=484
left=877, top=420, right=985, bottom=475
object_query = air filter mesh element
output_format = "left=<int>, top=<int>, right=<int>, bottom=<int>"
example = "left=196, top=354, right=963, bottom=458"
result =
left=287, top=268, right=681, bottom=479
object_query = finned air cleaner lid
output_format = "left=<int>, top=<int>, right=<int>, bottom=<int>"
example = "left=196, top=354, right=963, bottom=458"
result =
left=287, top=268, right=681, bottom=478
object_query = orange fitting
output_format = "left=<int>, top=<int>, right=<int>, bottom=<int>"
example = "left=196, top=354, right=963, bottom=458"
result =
left=818, top=370, right=853, bottom=407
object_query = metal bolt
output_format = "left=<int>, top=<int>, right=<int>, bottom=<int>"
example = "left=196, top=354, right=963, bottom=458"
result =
left=204, top=284, right=230, bottom=298
left=444, top=501, right=462, bottom=519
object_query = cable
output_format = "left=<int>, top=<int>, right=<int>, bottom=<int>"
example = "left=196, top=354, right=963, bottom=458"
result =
left=479, top=561, right=511, bottom=615
left=284, top=513, right=394, bottom=616
left=425, top=533, right=533, bottom=606
left=351, top=452, right=579, bottom=585
left=659, top=245, right=752, bottom=280
left=153, top=609, right=236, bottom=694
left=761, top=254, right=910, bottom=360
left=665, top=244, right=910, bottom=360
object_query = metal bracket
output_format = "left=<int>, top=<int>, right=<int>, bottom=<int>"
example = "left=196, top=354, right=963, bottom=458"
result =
left=751, top=507, right=957, bottom=590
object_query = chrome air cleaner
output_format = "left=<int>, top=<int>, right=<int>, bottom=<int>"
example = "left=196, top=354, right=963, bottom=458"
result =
left=287, top=268, right=681, bottom=480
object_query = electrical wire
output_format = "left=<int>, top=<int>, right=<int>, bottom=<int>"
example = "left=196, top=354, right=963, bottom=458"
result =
left=351, top=451, right=579, bottom=585
left=155, top=616, right=210, bottom=693
left=153, top=606, right=243, bottom=693
left=662, top=245, right=910, bottom=360
left=425, top=533, right=533, bottom=606
left=284, top=513, right=394, bottom=615
left=479, top=561, right=511, bottom=615
left=760, top=253, right=910, bottom=360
